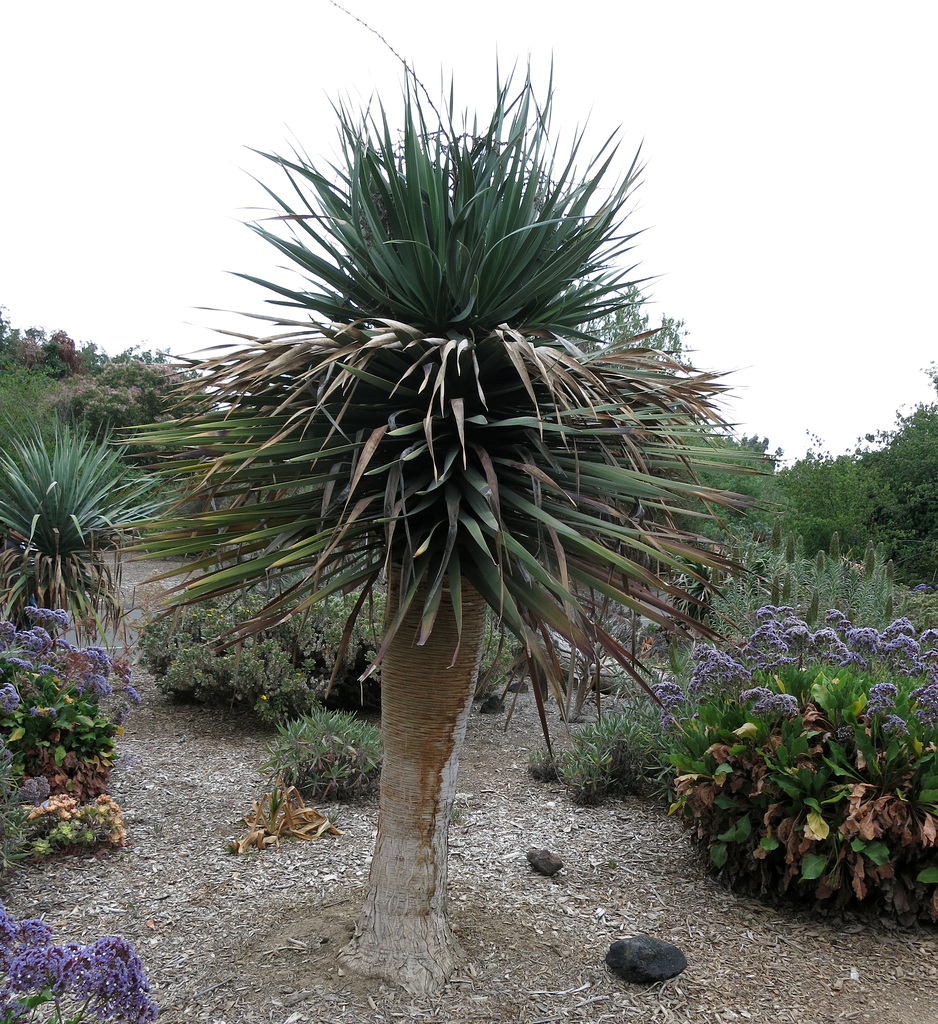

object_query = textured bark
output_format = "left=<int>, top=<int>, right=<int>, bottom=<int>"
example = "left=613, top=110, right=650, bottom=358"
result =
left=342, top=571, right=487, bottom=994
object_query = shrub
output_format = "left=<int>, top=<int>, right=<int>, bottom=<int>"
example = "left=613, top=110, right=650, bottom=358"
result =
left=528, top=709, right=663, bottom=805
left=262, top=706, right=382, bottom=802
left=0, top=901, right=156, bottom=1023
left=47, top=357, right=188, bottom=435
left=141, top=589, right=382, bottom=721
left=665, top=607, right=938, bottom=923
left=0, top=610, right=138, bottom=801
left=711, top=528, right=897, bottom=635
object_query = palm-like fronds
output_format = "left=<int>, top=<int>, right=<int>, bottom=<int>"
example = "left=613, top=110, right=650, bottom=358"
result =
left=139, top=70, right=748, bottom=701
left=0, top=423, right=162, bottom=632
left=241, top=70, right=639, bottom=338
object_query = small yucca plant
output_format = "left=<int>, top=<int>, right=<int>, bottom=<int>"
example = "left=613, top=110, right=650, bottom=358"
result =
left=0, top=422, right=161, bottom=634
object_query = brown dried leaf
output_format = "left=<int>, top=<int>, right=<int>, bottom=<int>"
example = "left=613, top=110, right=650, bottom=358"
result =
left=851, top=856, right=867, bottom=900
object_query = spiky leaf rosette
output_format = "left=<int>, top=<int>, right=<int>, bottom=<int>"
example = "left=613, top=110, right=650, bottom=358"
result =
left=0, top=422, right=162, bottom=633
left=138, top=71, right=747, bottom=704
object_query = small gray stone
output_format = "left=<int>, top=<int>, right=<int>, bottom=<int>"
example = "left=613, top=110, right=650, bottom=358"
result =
left=526, top=848, right=563, bottom=876
left=606, top=935, right=687, bottom=983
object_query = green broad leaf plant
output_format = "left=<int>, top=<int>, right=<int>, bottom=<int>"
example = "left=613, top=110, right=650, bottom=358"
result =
left=666, top=608, right=938, bottom=923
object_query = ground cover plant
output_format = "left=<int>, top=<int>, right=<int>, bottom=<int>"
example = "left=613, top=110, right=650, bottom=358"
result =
left=662, top=606, right=938, bottom=923
left=261, top=706, right=382, bottom=802
left=528, top=706, right=664, bottom=804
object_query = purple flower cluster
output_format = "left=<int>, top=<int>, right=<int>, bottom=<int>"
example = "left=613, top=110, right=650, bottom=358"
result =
left=810, top=628, right=857, bottom=667
left=879, top=634, right=926, bottom=677
left=911, top=682, right=938, bottom=726
left=0, top=903, right=156, bottom=1023
left=867, top=682, right=899, bottom=714
left=882, top=617, right=916, bottom=640
left=23, top=607, right=70, bottom=632
left=653, top=681, right=688, bottom=729
left=0, top=616, right=136, bottom=711
left=739, top=618, right=799, bottom=671
left=688, top=644, right=752, bottom=698
left=16, top=776, right=50, bottom=806
left=744, top=608, right=938, bottom=684
left=824, top=608, right=851, bottom=635
left=845, top=627, right=880, bottom=658
left=740, top=686, right=799, bottom=719
left=0, top=685, right=19, bottom=715
left=882, top=714, right=909, bottom=736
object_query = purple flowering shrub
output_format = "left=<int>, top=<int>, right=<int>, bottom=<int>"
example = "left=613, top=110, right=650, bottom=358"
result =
left=0, top=901, right=156, bottom=1022
left=666, top=607, right=938, bottom=923
left=0, top=611, right=138, bottom=803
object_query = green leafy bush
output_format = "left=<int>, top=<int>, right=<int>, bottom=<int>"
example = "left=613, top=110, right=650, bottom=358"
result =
left=528, top=710, right=662, bottom=805
left=262, top=706, right=382, bottom=802
left=47, top=357, right=188, bottom=435
left=141, top=590, right=383, bottom=721
left=664, top=607, right=938, bottom=923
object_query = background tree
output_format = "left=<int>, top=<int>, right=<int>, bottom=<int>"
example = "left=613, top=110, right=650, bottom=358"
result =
left=138, top=71, right=746, bottom=993
left=591, top=282, right=688, bottom=358
left=0, top=307, right=189, bottom=439
left=773, top=368, right=938, bottom=585
left=861, top=369, right=938, bottom=584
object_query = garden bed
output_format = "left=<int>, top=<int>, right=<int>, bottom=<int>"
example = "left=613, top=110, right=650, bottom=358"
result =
left=0, top=674, right=935, bottom=1022
left=1, top=560, right=936, bottom=1022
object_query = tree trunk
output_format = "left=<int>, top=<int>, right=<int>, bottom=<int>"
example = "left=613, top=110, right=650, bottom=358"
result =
left=342, top=570, right=487, bottom=995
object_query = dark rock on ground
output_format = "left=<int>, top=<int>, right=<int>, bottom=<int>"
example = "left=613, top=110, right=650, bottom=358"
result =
left=606, top=935, right=687, bottom=983
left=526, top=848, right=564, bottom=876
left=478, top=693, right=503, bottom=714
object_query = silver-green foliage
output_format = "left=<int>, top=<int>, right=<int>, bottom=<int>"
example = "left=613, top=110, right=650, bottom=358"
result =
left=712, top=524, right=896, bottom=634
left=528, top=709, right=663, bottom=805
left=262, top=707, right=382, bottom=802
left=141, top=590, right=383, bottom=721
left=0, top=422, right=161, bottom=633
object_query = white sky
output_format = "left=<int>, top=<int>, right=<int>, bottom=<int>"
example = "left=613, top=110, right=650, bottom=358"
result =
left=2, top=1, right=936, bottom=463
